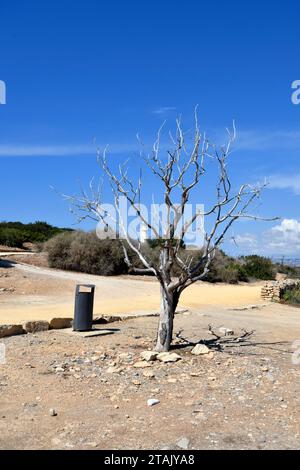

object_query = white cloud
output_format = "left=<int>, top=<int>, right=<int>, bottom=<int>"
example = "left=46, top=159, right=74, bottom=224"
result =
left=3, top=126, right=300, bottom=157
left=232, top=219, right=300, bottom=255
left=0, top=143, right=139, bottom=157
left=152, top=106, right=177, bottom=115
left=265, top=219, right=300, bottom=253
left=233, top=233, right=258, bottom=249
left=235, top=130, right=300, bottom=151
left=268, top=174, right=300, bottom=195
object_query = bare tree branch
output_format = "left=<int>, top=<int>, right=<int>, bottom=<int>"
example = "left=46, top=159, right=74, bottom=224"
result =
left=62, top=110, right=278, bottom=351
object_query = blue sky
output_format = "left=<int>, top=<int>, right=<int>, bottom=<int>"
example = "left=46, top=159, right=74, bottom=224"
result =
left=1, top=0, right=300, bottom=256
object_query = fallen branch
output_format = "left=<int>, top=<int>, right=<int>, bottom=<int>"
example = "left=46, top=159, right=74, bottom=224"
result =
left=174, top=325, right=255, bottom=351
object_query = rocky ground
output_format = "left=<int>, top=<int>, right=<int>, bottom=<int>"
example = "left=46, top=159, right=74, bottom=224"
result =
left=0, top=308, right=300, bottom=450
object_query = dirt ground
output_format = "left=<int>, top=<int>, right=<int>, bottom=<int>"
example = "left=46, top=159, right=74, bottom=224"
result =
left=0, top=305, right=300, bottom=450
left=0, top=256, right=300, bottom=450
left=0, top=256, right=263, bottom=324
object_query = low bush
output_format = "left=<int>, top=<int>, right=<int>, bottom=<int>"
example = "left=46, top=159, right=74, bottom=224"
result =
left=45, top=231, right=127, bottom=276
left=45, top=233, right=251, bottom=282
left=282, top=288, right=300, bottom=305
left=202, top=250, right=248, bottom=284
left=239, top=255, right=276, bottom=280
left=0, top=227, right=26, bottom=248
left=45, top=231, right=297, bottom=283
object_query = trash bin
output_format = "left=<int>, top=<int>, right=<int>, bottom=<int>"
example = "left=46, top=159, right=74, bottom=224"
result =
left=73, top=284, right=95, bottom=331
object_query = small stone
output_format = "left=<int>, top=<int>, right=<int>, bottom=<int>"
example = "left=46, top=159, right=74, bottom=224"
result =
left=157, top=352, right=182, bottom=363
left=147, top=398, right=160, bottom=407
left=91, top=356, right=100, bottom=362
left=49, top=318, right=72, bottom=329
left=132, top=380, right=141, bottom=386
left=23, top=321, right=49, bottom=333
left=49, top=408, right=57, bottom=417
left=133, top=361, right=153, bottom=368
left=140, top=351, right=159, bottom=362
left=0, top=324, right=24, bottom=338
left=87, top=442, right=98, bottom=448
left=118, top=352, right=132, bottom=361
left=191, top=344, right=210, bottom=355
left=143, top=370, right=155, bottom=378
left=176, top=437, right=190, bottom=449
left=219, top=327, right=234, bottom=336
left=106, top=366, right=123, bottom=373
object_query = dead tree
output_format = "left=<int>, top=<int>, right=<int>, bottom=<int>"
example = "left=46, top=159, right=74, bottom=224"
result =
left=64, top=110, right=277, bottom=352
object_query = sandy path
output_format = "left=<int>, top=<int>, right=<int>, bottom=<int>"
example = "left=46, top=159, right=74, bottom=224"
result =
left=0, top=261, right=263, bottom=324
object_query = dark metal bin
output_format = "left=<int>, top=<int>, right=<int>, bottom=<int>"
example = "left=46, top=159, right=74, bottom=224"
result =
left=73, top=284, right=95, bottom=331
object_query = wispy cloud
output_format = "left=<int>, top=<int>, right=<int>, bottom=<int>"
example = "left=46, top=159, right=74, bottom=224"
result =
left=268, top=174, right=300, bottom=195
left=152, top=106, right=177, bottom=115
left=231, top=219, right=300, bottom=255
left=2, top=127, right=300, bottom=158
left=235, top=129, right=300, bottom=151
left=233, top=233, right=258, bottom=249
left=0, top=143, right=139, bottom=157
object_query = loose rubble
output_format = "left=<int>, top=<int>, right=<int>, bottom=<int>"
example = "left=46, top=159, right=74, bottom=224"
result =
left=140, top=351, right=159, bottom=362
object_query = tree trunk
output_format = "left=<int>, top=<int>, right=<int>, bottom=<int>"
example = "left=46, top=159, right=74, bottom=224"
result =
left=155, top=286, right=178, bottom=352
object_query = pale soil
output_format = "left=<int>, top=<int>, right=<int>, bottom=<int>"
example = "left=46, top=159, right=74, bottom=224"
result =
left=0, top=257, right=263, bottom=325
left=0, top=305, right=300, bottom=450
left=0, top=257, right=300, bottom=449
left=0, top=263, right=300, bottom=449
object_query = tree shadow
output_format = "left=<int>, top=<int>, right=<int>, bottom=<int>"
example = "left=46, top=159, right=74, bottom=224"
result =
left=172, top=327, right=292, bottom=356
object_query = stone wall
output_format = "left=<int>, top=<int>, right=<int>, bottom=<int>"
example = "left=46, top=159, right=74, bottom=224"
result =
left=261, top=279, right=300, bottom=302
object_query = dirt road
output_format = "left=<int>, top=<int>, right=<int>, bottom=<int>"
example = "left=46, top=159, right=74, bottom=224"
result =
left=0, top=260, right=264, bottom=324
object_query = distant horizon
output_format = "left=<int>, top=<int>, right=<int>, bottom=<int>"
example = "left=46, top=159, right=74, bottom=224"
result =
left=2, top=219, right=300, bottom=264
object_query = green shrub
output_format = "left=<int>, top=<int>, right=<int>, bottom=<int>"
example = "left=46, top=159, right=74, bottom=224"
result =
left=45, top=231, right=127, bottom=276
left=239, top=255, right=276, bottom=280
left=202, top=250, right=248, bottom=284
left=0, top=227, right=25, bottom=248
left=45, top=231, right=286, bottom=283
left=282, top=288, right=300, bottom=305
left=0, top=221, right=72, bottom=248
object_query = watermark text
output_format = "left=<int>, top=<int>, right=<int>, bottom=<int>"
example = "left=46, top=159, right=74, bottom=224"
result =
left=0, top=80, right=6, bottom=105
